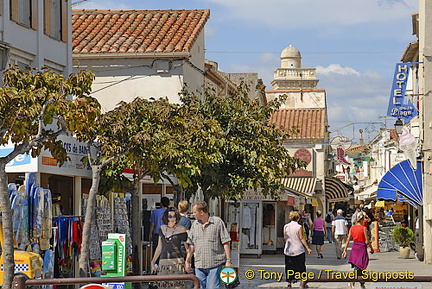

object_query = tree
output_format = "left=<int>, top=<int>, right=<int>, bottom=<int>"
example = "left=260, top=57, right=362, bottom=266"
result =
left=77, top=96, right=220, bottom=276
left=183, top=84, right=304, bottom=201
left=0, top=66, right=99, bottom=289
left=92, top=96, right=223, bottom=278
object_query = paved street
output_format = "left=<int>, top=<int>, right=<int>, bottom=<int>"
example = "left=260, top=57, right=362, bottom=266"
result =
left=237, top=241, right=432, bottom=289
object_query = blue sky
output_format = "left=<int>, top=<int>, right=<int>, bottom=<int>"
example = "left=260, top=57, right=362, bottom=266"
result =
left=75, top=0, right=419, bottom=143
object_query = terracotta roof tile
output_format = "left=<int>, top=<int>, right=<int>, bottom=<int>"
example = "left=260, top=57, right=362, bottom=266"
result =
left=269, top=108, right=327, bottom=139
left=72, top=9, right=210, bottom=55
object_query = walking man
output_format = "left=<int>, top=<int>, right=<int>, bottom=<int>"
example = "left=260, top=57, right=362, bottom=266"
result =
left=332, top=209, right=348, bottom=259
left=185, top=201, right=232, bottom=289
left=325, top=209, right=334, bottom=243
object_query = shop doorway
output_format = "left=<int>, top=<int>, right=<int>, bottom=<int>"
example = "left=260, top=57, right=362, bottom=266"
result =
left=42, top=174, right=74, bottom=215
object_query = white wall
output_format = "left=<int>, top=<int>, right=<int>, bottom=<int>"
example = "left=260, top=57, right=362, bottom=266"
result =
left=0, top=0, right=71, bottom=75
left=73, top=31, right=206, bottom=111
left=266, top=90, right=326, bottom=109
left=74, top=57, right=187, bottom=111
left=183, top=31, right=206, bottom=96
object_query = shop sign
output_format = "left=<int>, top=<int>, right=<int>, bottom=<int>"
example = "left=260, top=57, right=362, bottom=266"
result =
left=39, top=134, right=93, bottom=177
left=286, top=195, right=295, bottom=206
left=0, top=146, right=37, bottom=172
left=386, top=63, right=418, bottom=122
left=0, top=148, right=31, bottom=167
left=80, top=285, right=108, bottom=289
left=335, top=175, right=345, bottom=181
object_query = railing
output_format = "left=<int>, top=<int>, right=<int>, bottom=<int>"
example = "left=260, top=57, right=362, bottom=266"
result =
left=12, top=274, right=200, bottom=289
left=305, top=276, right=432, bottom=283
left=12, top=273, right=432, bottom=288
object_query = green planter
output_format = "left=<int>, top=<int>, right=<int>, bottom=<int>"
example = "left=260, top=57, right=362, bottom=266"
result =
left=393, top=226, right=414, bottom=248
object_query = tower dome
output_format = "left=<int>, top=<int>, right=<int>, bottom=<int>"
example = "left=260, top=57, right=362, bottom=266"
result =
left=280, top=45, right=302, bottom=68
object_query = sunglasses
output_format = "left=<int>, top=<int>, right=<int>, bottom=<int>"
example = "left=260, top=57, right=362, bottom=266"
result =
left=168, top=215, right=176, bottom=219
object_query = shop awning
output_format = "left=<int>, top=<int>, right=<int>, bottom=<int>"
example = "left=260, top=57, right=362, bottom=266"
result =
left=377, top=160, right=423, bottom=207
left=356, top=185, right=377, bottom=201
left=281, top=177, right=317, bottom=198
left=376, top=183, right=416, bottom=207
left=325, top=177, right=352, bottom=202
left=375, top=200, right=386, bottom=207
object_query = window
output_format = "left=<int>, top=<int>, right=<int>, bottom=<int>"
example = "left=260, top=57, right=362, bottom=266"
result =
left=44, top=0, right=67, bottom=41
left=10, top=0, right=37, bottom=29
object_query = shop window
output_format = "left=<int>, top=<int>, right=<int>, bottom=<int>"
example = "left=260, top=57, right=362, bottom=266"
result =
left=44, top=0, right=67, bottom=41
left=10, top=0, right=37, bottom=29
left=166, top=186, right=174, bottom=195
left=0, top=41, right=11, bottom=71
left=142, top=184, right=162, bottom=194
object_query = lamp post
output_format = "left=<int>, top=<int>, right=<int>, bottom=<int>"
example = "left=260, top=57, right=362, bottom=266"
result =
left=394, top=118, right=404, bottom=135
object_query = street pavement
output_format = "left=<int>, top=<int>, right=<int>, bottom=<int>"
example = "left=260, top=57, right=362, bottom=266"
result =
left=237, top=240, right=432, bottom=289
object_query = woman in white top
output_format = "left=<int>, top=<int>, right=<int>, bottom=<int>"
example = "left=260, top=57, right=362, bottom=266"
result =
left=284, top=211, right=313, bottom=288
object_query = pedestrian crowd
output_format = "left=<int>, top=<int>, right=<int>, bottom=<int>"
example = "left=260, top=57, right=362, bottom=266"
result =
left=149, top=198, right=232, bottom=289
left=286, top=206, right=377, bottom=288
left=147, top=199, right=387, bottom=289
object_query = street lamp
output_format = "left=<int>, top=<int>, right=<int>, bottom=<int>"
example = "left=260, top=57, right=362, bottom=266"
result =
left=394, top=118, right=404, bottom=135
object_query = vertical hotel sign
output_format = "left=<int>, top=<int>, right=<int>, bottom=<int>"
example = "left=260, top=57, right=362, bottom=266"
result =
left=387, top=63, right=418, bottom=122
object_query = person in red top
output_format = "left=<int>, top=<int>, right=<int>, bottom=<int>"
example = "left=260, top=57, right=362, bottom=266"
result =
left=342, top=212, right=374, bottom=289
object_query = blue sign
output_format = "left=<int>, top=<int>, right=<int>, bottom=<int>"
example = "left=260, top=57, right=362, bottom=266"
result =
left=387, top=63, right=418, bottom=122
left=0, top=148, right=31, bottom=167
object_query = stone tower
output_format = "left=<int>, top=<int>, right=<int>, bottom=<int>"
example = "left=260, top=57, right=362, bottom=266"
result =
left=271, top=45, right=319, bottom=90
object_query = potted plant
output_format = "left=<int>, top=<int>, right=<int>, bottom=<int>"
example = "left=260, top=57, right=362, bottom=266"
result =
left=392, top=226, right=415, bottom=259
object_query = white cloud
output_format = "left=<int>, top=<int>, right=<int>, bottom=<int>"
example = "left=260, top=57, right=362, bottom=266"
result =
left=75, top=0, right=132, bottom=10
left=316, top=64, right=360, bottom=76
left=317, top=64, right=390, bottom=129
left=206, top=0, right=418, bottom=29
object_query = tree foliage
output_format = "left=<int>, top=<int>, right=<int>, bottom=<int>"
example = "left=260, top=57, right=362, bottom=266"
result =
left=0, top=66, right=99, bottom=289
left=182, top=84, right=305, bottom=201
left=78, top=96, right=223, bottom=276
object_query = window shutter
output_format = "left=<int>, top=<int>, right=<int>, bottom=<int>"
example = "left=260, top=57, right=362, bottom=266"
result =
left=61, top=0, right=67, bottom=42
left=31, top=0, right=37, bottom=29
left=44, top=0, right=51, bottom=35
left=10, top=0, right=19, bottom=22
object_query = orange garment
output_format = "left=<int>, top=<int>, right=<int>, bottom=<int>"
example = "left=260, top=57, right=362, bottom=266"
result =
left=351, top=224, right=366, bottom=242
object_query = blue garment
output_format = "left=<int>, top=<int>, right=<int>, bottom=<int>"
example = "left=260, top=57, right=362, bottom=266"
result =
left=326, top=227, right=333, bottom=243
left=150, top=208, right=166, bottom=234
left=178, top=215, right=191, bottom=230
left=195, top=264, right=222, bottom=289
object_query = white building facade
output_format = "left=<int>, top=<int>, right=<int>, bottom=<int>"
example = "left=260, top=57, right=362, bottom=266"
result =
left=0, top=0, right=72, bottom=76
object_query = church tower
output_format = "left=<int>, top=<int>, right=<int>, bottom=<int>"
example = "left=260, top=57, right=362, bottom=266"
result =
left=271, top=45, right=319, bottom=90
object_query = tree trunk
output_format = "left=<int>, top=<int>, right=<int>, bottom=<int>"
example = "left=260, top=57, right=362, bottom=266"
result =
left=0, top=162, right=15, bottom=289
left=78, top=166, right=101, bottom=277
left=131, top=180, right=142, bottom=288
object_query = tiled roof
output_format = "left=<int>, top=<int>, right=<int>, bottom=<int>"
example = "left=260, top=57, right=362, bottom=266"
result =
left=270, top=108, right=327, bottom=139
left=72, top=9, right=210, bottom=54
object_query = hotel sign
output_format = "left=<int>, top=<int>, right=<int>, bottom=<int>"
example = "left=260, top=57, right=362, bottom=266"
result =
left=386, top=63, right=418, bottom=122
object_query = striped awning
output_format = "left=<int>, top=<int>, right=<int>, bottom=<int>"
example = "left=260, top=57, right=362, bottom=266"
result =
left=325, top=177, right=352, bottom=202
left=281, top=177, right=317, bottom=198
